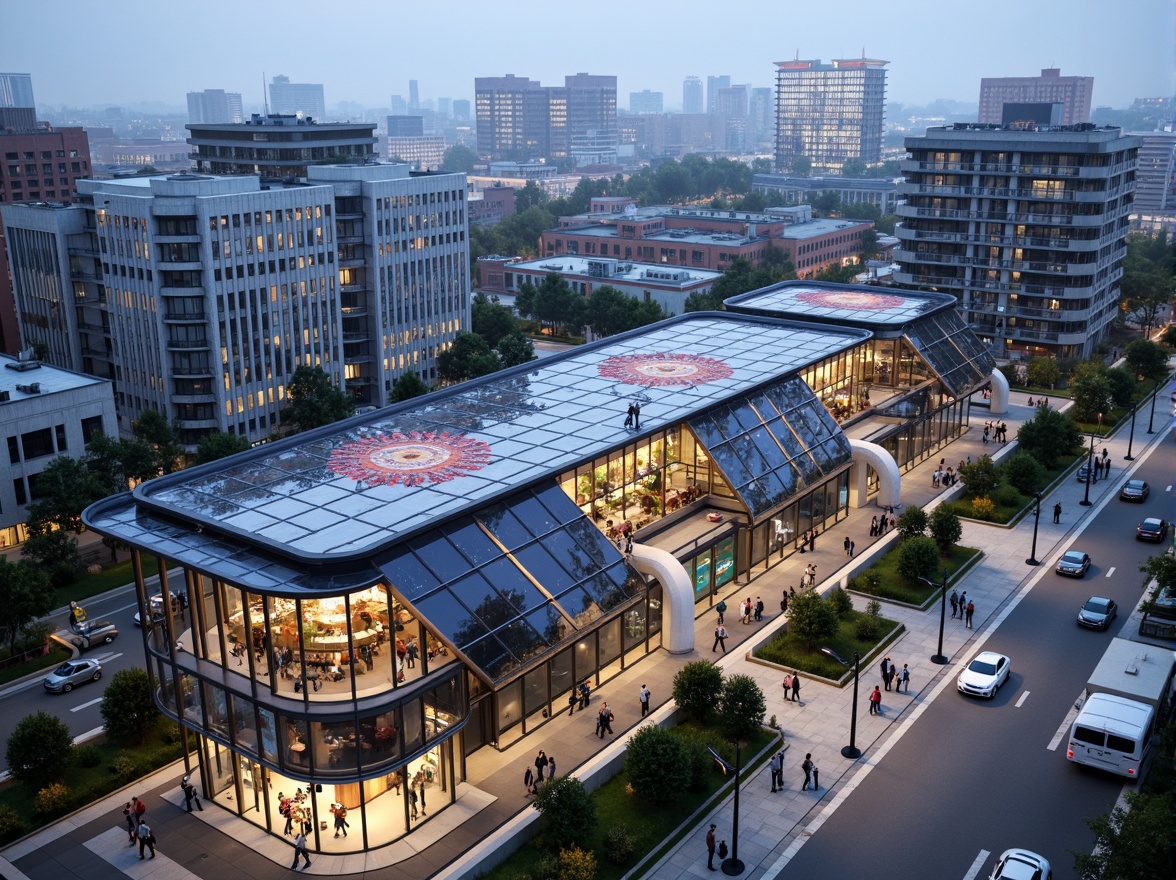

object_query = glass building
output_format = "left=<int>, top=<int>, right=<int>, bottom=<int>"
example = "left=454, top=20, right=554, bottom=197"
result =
left=84, top=281, right=995, bottom=853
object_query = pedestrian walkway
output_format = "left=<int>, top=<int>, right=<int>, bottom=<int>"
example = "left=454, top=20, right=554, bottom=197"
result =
left=0, top=394, right=1168, bottom=880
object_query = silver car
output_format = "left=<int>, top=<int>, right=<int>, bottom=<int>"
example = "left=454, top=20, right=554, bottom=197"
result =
left=44, top=658, right=103, bottom=693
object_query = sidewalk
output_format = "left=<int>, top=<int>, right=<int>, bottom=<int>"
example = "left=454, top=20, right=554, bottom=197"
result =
left=0, top=396, right=1168, bottom=880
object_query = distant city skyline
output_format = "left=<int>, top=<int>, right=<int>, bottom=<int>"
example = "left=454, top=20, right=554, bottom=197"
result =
left=5, top=0, right=1170, bottom=115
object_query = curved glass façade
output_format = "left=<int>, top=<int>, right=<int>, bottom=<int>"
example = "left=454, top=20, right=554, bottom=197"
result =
left=137, top=554, right=467, bottom=853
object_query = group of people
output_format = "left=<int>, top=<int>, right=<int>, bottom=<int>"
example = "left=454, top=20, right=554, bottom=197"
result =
left=523, top=749, right=558, bottom=795
left=567, top=679, right=593, bottom=713
left=1088, top=448, right=1111, bottom=483
left=869, top=513, right=897, bottom=536
left=982, top=420, right=1009, bottom=444
left=121, top=795, right=156, bottom=860
left=877, top=656, right=910, bottom=697
left=797, top=527, right=819, bottom=553
left=949, top=590, right=976, bottom=628
left=740, top=597, right=766, bottom=623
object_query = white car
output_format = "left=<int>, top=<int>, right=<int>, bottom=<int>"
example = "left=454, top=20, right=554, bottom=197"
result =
left=134, top=590, right=179, bottom=626
left=957, top=651, right=1011, bottom=699
left=990, top=848, right=1051, bottom=880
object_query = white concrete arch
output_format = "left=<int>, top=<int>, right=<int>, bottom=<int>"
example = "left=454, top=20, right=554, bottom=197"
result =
left=627, top=544, right=695, bottom=654
left=988, top=368, right=1009, bottom=415
left=848, top=439, right=901, bottom=510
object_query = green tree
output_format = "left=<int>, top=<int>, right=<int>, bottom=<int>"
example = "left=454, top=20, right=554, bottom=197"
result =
left=1140, top=553, right=1176, bottom=595
left=133, top=410, right=183, bottom=475
left=671, top=660, right=723, bottom=724
left=897, top=535, right=940, bottom=582
left=24, top=455, right=106, bottom=535
left=1104, top=366, right=1137, bottom=407
left=0, top=558, right=54, bottom=654
left=194, top=431, right=250, bottom=465
left=532, top=775, right=597, bottom=850
left=20, top=529, right=81, bottom=587
left=860, top=228, right=880, bottom=260
left=827, top=586, right=854, bottom=619
left=514, top=280, right=538, bottom=321
left=809, top=191, right=841, bottom=215
left=439, top=144, right=476, bottom=173
left=534, top=272, right=585, bottom=336
left=390, top=371, right=430, bottom=402
left=1069, top=373, right=1113, bottom=423
left=283, top=365, right=355, bottom=433
left=1016, top=405, right=1081, bottom=468
left=85, top=432, right=158, bottom=490
left=100, top=667, right=158, bottom=745
left=1120, top=240, right=1173, bottom=337
left=624, top=726, right=690, bottom=803
left=1025, top=356, right=1060, bottom=389
left=1072, top=790, right=1173, bottom=880
left=6, top=711, right=74, bottom=786
left=437, top=332, right=501, bottom=384
left=896, top=506, right=928, bottom=541
left=514, top=181, right=548, bottom=213
left=789, top=155, right=812, bottom=177
left=497, top=330, right=537, bottom=368
left=472, top=292, right=518, bottom=349
left=1124, top=339, right=1170, bottom=381
left=1001, top=451, right=1045, bottom=495
left=719, top=674, right=767, bottom=743
left=584, top=285, right=632, bottom=338
left=840, top=158, right=867, bottom=178
left=928, top=507, right=962, bottom=557
left=957, top=456, right=999, bottom=499
left=786, top=588, right=838, bottom=649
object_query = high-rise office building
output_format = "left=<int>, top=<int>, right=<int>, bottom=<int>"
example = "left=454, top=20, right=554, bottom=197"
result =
left=774, top=57, right=887, bottom=173
left=630, top=90, right=663, bottom=114
left=390, top=95, right=408, bottom=116
left=706, top=75, right=731, bottom=113
left=188, top=114, right=377, bottom=178
left=387, top=116, right=425, bottom=137
left=408, top=80, right=420, bottom=111
left=437, top=97, right=451, bottom=119
left=0, top=73, right=34, bottom=109
left=269, top=75, right=326, bottom=120
left=979, top=68, right=1093, bottom=126
left=1, top=163, right=471, bottom=443
left=186, top=89, right=244, bottom=124
left=566, top=73, right=618, bottom=163
left=895, top=123, right=1139, bottom=359
left=475, top=73, right=616, bottom=163
left=452, top=99, right=471, bottom=121
left=1129, top=131, right=1176, bottom=232
left=682, top=77, right=703, bottom=114
left=749, top=87, right=774, bottom=143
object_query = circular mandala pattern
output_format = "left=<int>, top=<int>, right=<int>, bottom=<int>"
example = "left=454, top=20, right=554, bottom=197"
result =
left=598, top=353, right=734, bottom=387
left=329, top=431, right=492, bottom=488
left=795, top=290, right=907, bottom=311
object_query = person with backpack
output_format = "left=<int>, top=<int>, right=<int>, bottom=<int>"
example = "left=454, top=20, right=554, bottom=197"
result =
left=712, top=623, right=728, bottom=654
left=715, top=599, right=727, bottom=625
left=137, top=820, right=156, bottom=860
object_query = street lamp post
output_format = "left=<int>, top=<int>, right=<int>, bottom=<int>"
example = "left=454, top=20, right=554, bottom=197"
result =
left=820, top=648, right=861, bottom=759
left=1025, top=493, right=1042, bottom=566
left=1079, top=412, right=1102, bottom=507
left=720, top=743, right=744, bottom=876
left=1147, top=375, right=1165, bottom=434
left=1124, top=396, right=1138, bottom=461
left=917, top=571, right=950, bottom=664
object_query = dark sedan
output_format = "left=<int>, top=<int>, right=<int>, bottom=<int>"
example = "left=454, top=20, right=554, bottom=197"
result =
left=1119, top=479, right=1150, bottom=502
left=1136, top=517, right=1169, bottom=542
left=1077, top=596, right=1118, bottom=630
left=1055, top=550, right=1091, bottom=578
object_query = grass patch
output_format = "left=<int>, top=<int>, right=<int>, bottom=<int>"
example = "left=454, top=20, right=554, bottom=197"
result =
left=0, top=719, right=190, bottom=844
left=1009, top=385, right=1071, bottom=399
left=847, top=544, right=982, bottom=605
left=480, top=724, right=777, bottom=880
left=754, top=610, right=903, bottom=680
left=941, top=452, right=1083, bottom=525
left=0, top=642, right=73, bottom=686
left=55, top=555, right=159, bottom=608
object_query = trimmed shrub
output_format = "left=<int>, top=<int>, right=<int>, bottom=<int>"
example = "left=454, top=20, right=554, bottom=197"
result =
left=826, top=586, right=854, bottom=619
left=896, top=506, right=928, bottom=541
left=557, top=846, right=597, bottom=880
left=34, top=782, right=71, bottom=816
left=676, top=728, right=713, bottom=791
left=672, top=661, right=723, bottom=724
left=533, top=775, right=597, bottom=850
left=897, top=536, right=939, bottom=582
left=855, top=600, right=882, bottom=641
left=625, top=726, right=690, bottom=803
left=786, top=589, right=838, bottom=648
left=851, top=570, right=881, bottom=595
left=533, top=854, right=561, bottom=880
left=604, top=825, right=636, bottom=865
left=111, top=753, right=138, bottom=780
left=719, top=674, right=767, bottom=743
left=1001, top=451, right=1045, bottom=496
left=0, top=804, right=27, bottom=843
left=76, top=744, right=103, bottom=768
left=971, top=497, right=996, bottom=520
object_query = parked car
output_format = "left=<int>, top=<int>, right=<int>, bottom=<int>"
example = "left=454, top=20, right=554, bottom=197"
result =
left=70, top=620, right=119, bottom=652
left=1136, top=517, right=1169, bottom=543
left=1055, top=550, right=1091, bottom=578
left=1076, top=463, right=1091, bottom=483
left=135, top=590, right=179, bottom=626
left=990, top=848, right=1051, bottom=880
left=43, top=658, right=103, bottom=693
left=957, top=651, right=1011, bottom=699
left=1118, top=479, right=1149, bottom=502
left=1077, top=596, right=1118, bottom=630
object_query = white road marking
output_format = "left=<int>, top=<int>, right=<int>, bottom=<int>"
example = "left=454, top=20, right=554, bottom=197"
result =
left=70, top=696, right=104, bottom=713
left=1166, top=485, right=1172, bottom=492
left=1015, top=691, right=1030, bottom=707
left=1048, top=690, right=1086, bottom=751
left=963, top=849, right=991, bottom=880
left=88, top=652, right=124, bottom=664
left=1105, top=567, right=1115, bottom=578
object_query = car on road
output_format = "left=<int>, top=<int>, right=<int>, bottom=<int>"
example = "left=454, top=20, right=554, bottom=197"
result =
left=957, top=651, right=1011, bottom=699
left=69, top=619, right=119, bottom=652
left=989, top=848, right=1051, bottom=880
left=1077, top=596, right=1118, bottom=630
left=43, top=658, right=103, bottom=693
left=1136, top=517, right=1169, bottom=543
left=134, top=590, right=179, bottom=626
left=1118, top=479, right=1149, bottom=502
left=1055, top=550, right=1091, bottom=578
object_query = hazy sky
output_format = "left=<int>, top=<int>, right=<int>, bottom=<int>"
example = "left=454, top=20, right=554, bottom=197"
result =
left=4, top=0, right=1171, bottom=113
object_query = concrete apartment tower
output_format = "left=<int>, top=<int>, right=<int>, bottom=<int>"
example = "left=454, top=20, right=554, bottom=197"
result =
left=187, top=89, right=244, bottom=124
left=979, top=68, right=1093, bottom=126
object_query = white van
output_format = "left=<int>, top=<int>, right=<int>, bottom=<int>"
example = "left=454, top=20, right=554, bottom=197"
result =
left=1066, top=693, right=1155, bottom=779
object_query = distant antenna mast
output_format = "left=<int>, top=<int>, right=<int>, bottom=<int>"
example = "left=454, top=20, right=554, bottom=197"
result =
left=262, top=72, right=269, bottom=115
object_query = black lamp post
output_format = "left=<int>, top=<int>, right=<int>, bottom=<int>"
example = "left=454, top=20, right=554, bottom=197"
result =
left=820, top=648, right=861, bottom=758
left=1147, top=375, right=1165, bottom=434
left=1124, top=391, right=1138, bottom=461
left=1025, top=493, right=1042, bottom=566
left=917, top=570, right=950, bottom=663
left=1079, top=412, right=1102, bottom=507
left=720, top=742, right=744, bottom=876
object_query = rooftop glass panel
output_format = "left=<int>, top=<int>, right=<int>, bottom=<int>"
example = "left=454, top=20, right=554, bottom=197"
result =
left=904, top=311, right=996, bottom=396
left=135, top=315, right=869, bottom=560
left=725, top=282, right=951, bottom=327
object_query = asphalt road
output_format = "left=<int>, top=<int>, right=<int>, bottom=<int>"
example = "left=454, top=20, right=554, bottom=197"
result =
left=777, top=435, right=1173, bottom=880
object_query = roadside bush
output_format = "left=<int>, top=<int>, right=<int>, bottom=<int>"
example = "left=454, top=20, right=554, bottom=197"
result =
left=5, top=711, right=74, bottom=787
left=557, top=846, right=597, bottom=880
left=76, top=744, right=103, bottom=768
left=786, top=589, right=838, bottom=648
left=1026, top=356, right=1060, bottom=389
left=676, top=728, right=714, bottom=791
left=604, top=825, right=636, bottom=864
left=1001, top=451, right=1045, bottom=496
left=532, top=854, right=561, bottom=880
left=826, top=586, right=854, bottom=619
left=672, top=661, right=723, bottom=724
left=958, top=456, right=999, bottom=499
left=929, top=507, right=962, bottom=556
left=111, top=752, right=138, bottom=780
left=533, top=775, right=597, bottom=850
left=896, top=506, right=927, bottom=541
left=34, top=782, right=71, bottom=816
left=625, top=726, right=690, bottom=803
left=1105, top=366, right=1136, bottom=408
left=897, top=536, right=939, bottom=582
left=971, top=497, right=996, bottom=520
left=992, top=482, right=1024, bottom=508
left=0, top=805, right=27, bottom=841
left=850, top=570, right=881, bottom=595
left=719, top=674, right=767, bottom=743
left=855, top=600, right=882, bottom=641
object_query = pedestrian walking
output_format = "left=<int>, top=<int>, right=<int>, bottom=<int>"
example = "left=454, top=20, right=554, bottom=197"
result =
left=869, top=685, right=882, bottom=715
left=870, top=515, right=879, bottom=536
left=715, top=599, right=727, bottom=625
left=137, top=821, right=156, bottom=860
left=900, top=663, right=910, bottom=693
left=132, top=795, right=146, bottom=826
left=809, top=528, right=817, bottom=552
left=849, top=539, right=855, bottom=558
left=712, top=623, right=728, bottom=653
left=597, top=702, right=614, bottom=737
left=791, top=671, right=801, bottom=703
left=780, top=590, right=789, bottom=614
left=844, top=536, right=851, bottom=557
left=879, top=656, right=892, bottom=691
left=567, top=688, right=578, bottom=715
left=639, top=683, right=651, bottom=717
left=524, top=766, right=536, bottom=795
left=770, top=751, right=785, bottom=792
left=799, top=528, right=808, bottom=553
left=535, top=749, right=548, bottom=782
left=706, top=824, right=717, bottom=871
left=181, top=775, right=203, bottom=812
left=1053, top=502, right=1062, bottom=524
left=624, top=404, right=635, bottom=429
left=291, top=831, right=311, bottom=869
left=950, top=589, right=959, bottom=619
left=801, top=753, right=814, bottom=790
left=331, top=802, right=349, bottom=838
left=741, top=598, right=752, bottom=624
left=965, top=600, right=975, bottom=629
left=958, top=591, right=967, bottom=624
left=548, top=755, right=557, bottom=779
left=633, top=403, right=641, bottom=430
left=783, top=672, right=792, bottom=699
left=122, top=802, right=136, bottom=844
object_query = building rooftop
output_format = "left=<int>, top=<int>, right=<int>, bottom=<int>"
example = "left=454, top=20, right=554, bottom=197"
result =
left=725, top=282, right=952, bottom=328
left=778, top=218, right=873, bottom=240
left=505, top=256, right=722, bottom=286
left=0, top=353, right=108, bottom=399
left=559, top=224, right=760, bottom=246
